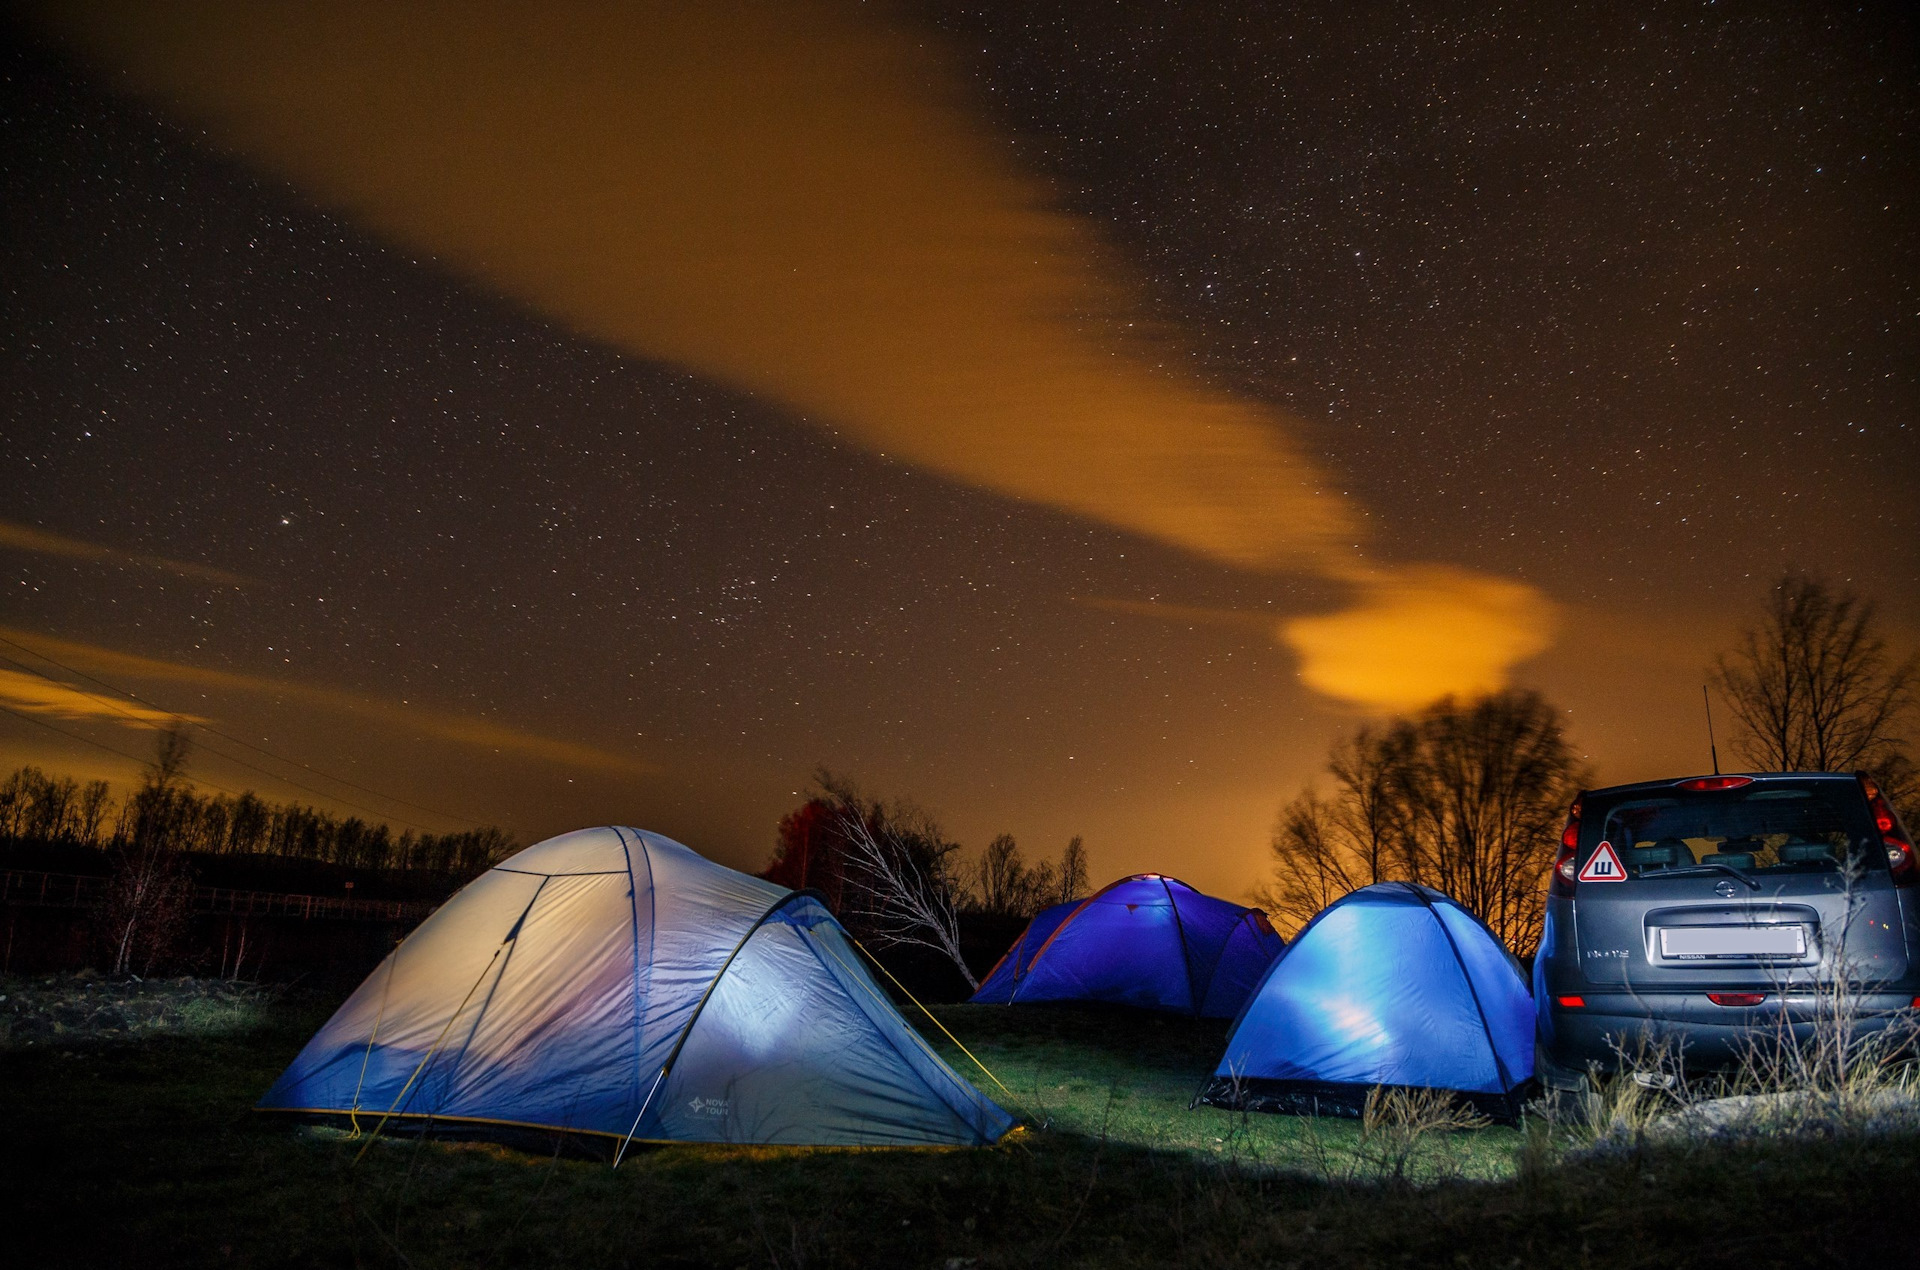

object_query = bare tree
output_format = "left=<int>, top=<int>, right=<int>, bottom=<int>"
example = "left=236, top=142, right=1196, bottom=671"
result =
left=76, top=779, right=113, bottom=847
left=1057, top=835, right=1090, bottom=905
left=1258, top=690, right=1589, bottom=953
left=973, top=831, right=1083, bottom=918
left=102, top=722, right=198, bottom=975
left=1712, top=574, right=1917, bottom=811
left=816, top=772, right=976, bottom=989
left=1398, top=691, right=1589, bottom=950
left=1257, top=728, right=1418, bottom=932
left=145, top=720, right=193, bottom=792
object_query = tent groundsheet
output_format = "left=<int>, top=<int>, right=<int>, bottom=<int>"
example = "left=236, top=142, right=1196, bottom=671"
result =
left=970, top=874, right=1283, bottom=1018
left=1197, top=882, right=1534, bottom=1121
left=260, top=827, right=1013, bottom=1148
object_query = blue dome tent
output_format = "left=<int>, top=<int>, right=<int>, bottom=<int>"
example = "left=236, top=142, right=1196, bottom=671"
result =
left=1198, top=883, right=1534, bottom=1120
left=970, top=874, right=1283, bottom=1018
left=260, top=828, right=1013, bottom=1150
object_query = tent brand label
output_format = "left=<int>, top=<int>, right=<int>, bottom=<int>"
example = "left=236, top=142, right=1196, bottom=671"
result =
left=686, top=1097, right=730, bottom=1117
left=1578, top=841, right=1626, bottom=883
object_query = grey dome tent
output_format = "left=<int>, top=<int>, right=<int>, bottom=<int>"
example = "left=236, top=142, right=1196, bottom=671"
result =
left=260, top=827, right=1013, bottom=1148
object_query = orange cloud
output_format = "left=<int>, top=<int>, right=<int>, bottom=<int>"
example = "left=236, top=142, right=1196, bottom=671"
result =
left=1279, top=567, right=1560, bottom=711
left=37, top=0, right=1556, bottom=708
left=0, top=519, right=249, bottom=587
left=0, top=628, right=657, bottom=777
left=0, top=668, right=202, bottom=728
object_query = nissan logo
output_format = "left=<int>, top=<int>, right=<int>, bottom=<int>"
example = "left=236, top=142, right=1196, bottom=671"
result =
left=1715, top=879, right=1739, bottom=898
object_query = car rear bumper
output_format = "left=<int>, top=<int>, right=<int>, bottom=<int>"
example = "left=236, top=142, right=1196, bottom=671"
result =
left=1540, top=993, right=1920, bottom=1072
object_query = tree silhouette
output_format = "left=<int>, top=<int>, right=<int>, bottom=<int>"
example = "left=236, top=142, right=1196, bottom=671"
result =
left=1711, top=574, right=1917, bottom=812
left=1259, top=689, right=1589, bottom=953
left=104, top=721, right=197, bottom=975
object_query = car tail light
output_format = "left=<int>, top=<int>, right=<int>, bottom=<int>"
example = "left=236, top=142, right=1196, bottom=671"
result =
left=1708, top=992, right=1767, bottom=1007
left=1556, top=995, right=1586, bottom=1008
left=1860, top=774, right=1917, bottom=888
left=1550, top=798, right=1582, bottom=897
left=1677, top=775, right=1754, bottom=791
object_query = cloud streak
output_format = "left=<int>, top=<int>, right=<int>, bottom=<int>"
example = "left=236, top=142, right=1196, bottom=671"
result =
left=0, top=519, right=250, bottom=587
left=41, top=0, right=1556, bottom=708
left=0, top=628, right=657, bottom=777
left=0, top=667, right=203, bottom=728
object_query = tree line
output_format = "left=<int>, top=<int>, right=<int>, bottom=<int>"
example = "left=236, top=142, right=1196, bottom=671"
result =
left=0, top=744, right=513, bottom=878
left=0, top=726, right=515, bottom=976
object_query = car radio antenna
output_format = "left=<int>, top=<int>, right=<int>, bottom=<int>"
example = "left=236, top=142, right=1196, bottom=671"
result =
left=1702, top=685, right=1721, bottom=775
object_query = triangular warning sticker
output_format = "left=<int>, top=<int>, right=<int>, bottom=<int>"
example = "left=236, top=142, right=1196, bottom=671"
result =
left=1578, top=840, right=1626, bottom=883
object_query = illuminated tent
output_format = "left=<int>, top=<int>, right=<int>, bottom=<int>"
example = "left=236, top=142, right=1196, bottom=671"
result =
left=1197, top=882, right=1534, bottom=1120
left=259, top=827, right=1013, bottom=1149
left=969, top=874, right=1283, bottom=1018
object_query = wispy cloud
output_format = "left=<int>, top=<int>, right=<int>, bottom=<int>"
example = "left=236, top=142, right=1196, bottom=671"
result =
left=0, top=628, right=657, bottom=777
left=41, top=0, right=1557, bottom=707
left=1074, top=596, right=1274, bottom=633
left=0, top=667, right=202, bottom=727
left=0, top=519, right=250, bottom=587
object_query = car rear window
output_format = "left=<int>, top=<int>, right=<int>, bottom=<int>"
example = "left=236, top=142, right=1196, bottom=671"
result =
left=1586, top=781, right=1880, bottom=878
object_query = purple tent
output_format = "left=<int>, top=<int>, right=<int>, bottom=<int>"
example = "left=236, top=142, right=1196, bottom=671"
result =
left=970, top=874, right=1284, bottom=1018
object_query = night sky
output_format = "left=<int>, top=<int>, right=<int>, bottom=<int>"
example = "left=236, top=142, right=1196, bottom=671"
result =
left=2, top=2, right=1914, bottom=895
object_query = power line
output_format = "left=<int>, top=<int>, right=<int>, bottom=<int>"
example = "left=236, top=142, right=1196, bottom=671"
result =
left=0, top=632, right=476, bottom=829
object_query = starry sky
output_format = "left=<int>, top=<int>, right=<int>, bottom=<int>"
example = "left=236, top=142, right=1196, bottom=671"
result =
left=2, top=1, right=1914, bottom=895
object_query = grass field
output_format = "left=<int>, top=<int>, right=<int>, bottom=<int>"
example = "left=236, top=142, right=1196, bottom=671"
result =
left=5, top=977, right=1914, bottom=1267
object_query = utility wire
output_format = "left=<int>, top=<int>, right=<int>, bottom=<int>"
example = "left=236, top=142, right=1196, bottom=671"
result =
left=0, top=632, right=476, bottom=829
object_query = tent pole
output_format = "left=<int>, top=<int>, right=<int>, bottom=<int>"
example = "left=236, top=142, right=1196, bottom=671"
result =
left=347, top=952, right=399, bottom=1136
left=612, top=1066, right=667, bottom=1168
left=352, top=884, right=542, bottom=1164
left=1156, top=877, right=1203, bottom=1016
left=352, top=941, right=506, bottom=1164
left=609, top=888, right=819, bottom=1167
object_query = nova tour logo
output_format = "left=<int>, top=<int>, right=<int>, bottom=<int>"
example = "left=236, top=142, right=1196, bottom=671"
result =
left=687, top=1096, right=730, bottom=1117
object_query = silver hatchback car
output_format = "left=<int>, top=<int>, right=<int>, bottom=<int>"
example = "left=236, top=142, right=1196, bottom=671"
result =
left=1533, top=771, right=1920, bottom=1088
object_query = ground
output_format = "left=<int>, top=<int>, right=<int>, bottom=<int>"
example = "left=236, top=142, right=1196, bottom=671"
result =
left=3, top=976, right=1911, bottom=1267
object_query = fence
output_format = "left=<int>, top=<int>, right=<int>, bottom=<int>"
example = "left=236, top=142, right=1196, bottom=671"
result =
left=0, top=868, right=438, bottom=924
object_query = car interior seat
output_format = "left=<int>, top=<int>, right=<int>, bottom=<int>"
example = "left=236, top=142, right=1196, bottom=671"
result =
left=1777, top=836, right=1834, bottom=864
left=1631, top=838, right=1693, bottom=872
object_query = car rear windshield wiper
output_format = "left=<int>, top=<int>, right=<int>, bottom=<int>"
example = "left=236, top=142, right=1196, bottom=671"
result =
left=1653, top=864, right=1761, bottom=890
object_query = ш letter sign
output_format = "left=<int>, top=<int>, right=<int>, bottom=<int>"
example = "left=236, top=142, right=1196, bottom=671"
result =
left=1578, top=841, right=1626, bottom=883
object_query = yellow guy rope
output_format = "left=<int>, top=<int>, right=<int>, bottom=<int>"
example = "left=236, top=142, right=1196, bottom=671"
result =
left=347, top=954, right=398, bottom=1137
left=847, top=935, right=1022, bottom=1112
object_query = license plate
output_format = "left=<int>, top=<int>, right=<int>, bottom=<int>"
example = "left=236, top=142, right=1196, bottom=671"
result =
left=1659, top=925, right=1806, bottom=959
